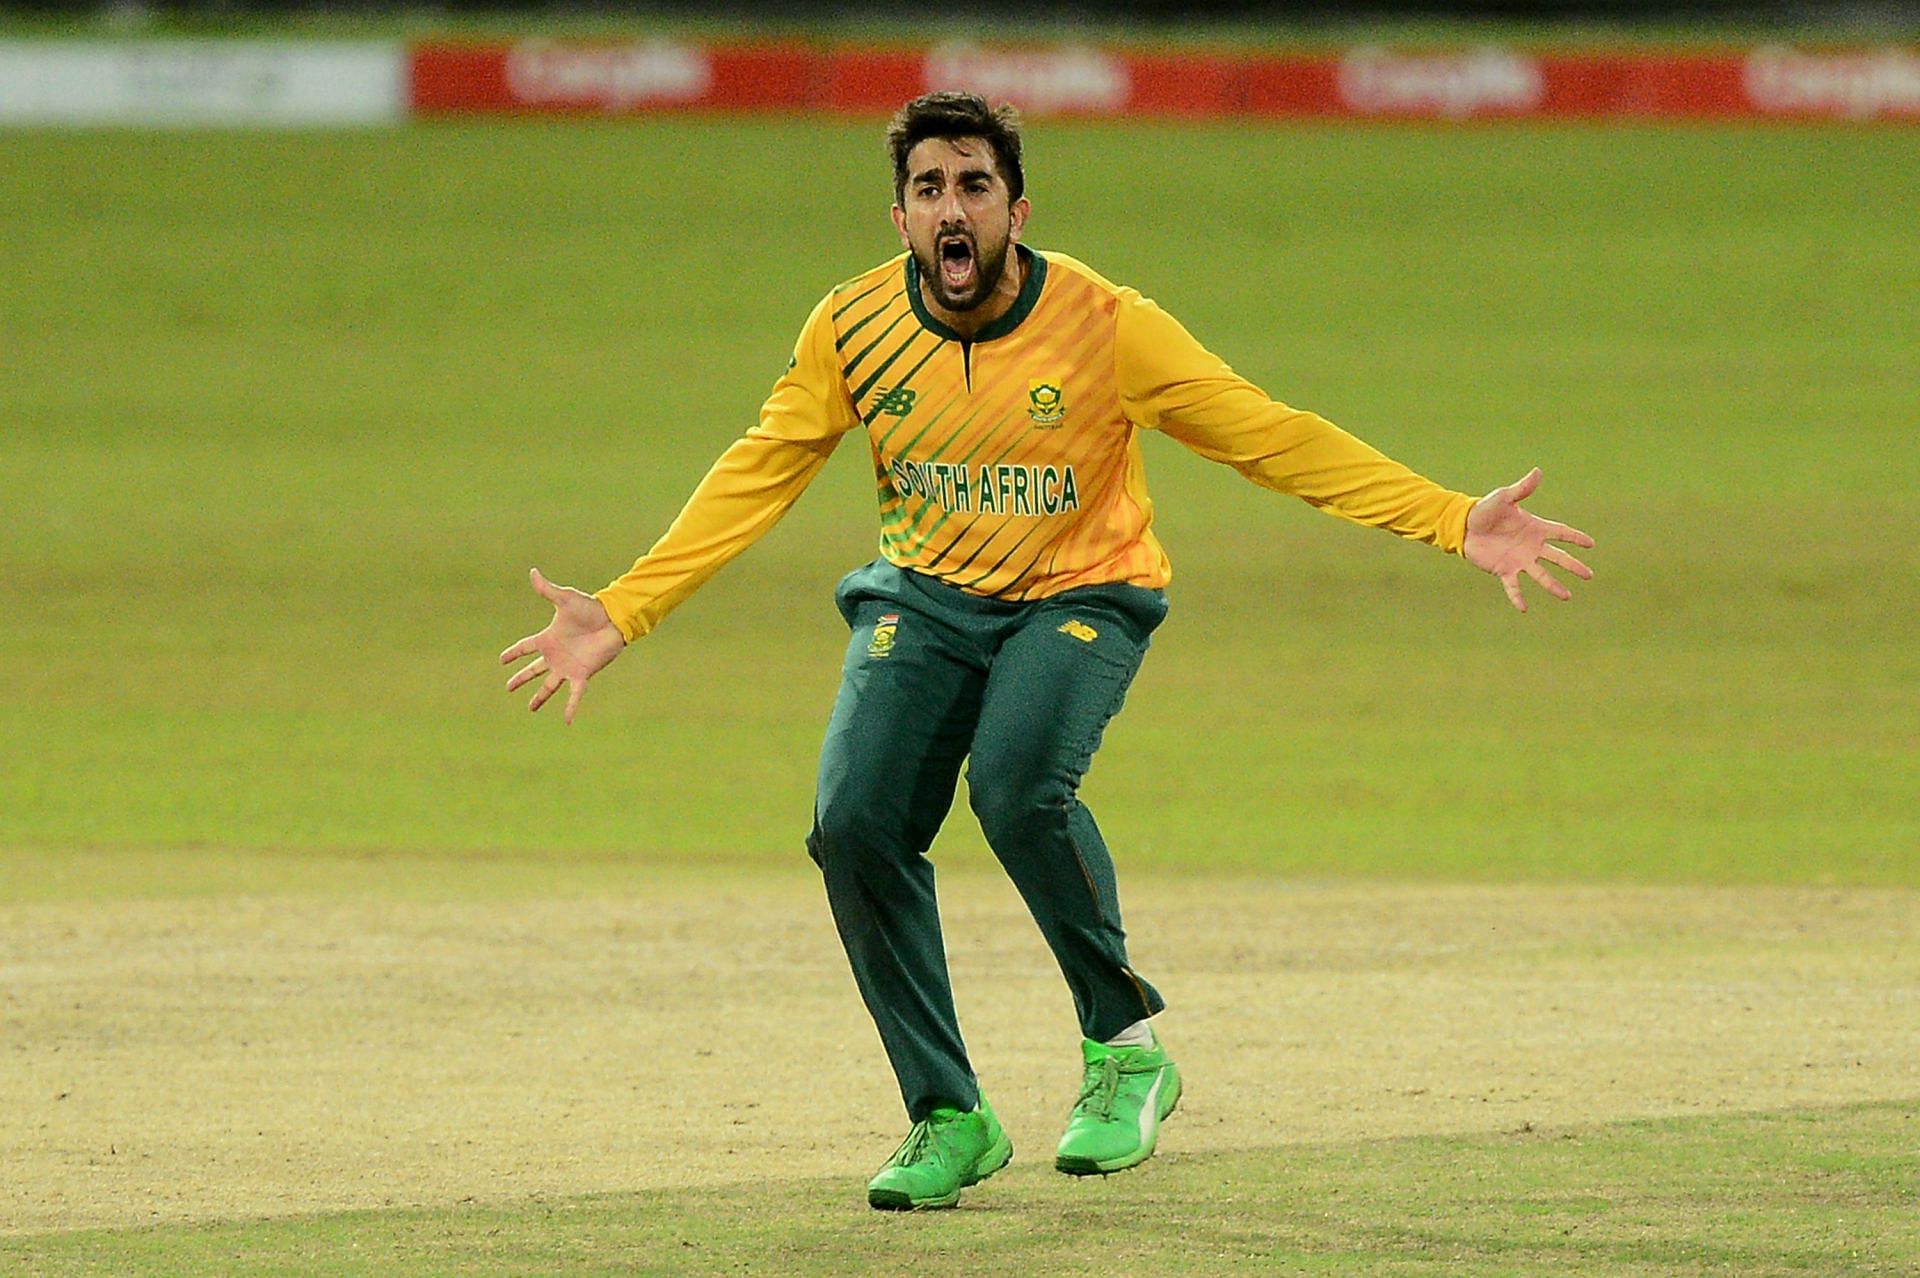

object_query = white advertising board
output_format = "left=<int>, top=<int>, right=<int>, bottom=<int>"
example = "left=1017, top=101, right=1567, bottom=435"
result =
left=0, top=40, right=405, bottom=126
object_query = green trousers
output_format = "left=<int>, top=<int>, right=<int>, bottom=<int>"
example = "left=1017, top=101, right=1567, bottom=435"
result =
left=806, top=559, right=1168, bottom=1121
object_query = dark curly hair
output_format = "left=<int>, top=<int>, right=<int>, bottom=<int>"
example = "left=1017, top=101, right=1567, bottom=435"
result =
left=885, top=92, right=1025, bottom=206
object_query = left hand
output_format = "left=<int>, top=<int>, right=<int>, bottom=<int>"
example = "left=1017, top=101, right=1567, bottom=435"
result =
left=1463, top=467, right=1595, bottom=612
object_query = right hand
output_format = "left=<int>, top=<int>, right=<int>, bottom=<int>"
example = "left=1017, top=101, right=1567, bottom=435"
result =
left=499, top=567, right=626, bottom=724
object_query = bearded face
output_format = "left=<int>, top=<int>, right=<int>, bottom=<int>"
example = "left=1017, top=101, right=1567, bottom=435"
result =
left=918, top=219, right=1011, bottom=312
left=893, top=136, right=1029, bottom=319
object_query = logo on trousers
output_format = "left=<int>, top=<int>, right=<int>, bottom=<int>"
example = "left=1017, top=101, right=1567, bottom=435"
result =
left=1057, top=619, right=1097, bottom=642
left=868, top=613, right=901, bottom=658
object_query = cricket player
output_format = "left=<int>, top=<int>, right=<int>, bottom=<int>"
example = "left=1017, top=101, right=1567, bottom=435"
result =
left=502, top=92, right=1593, bottom=1210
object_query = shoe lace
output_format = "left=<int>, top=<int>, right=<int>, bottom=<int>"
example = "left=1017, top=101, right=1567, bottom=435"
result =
left=894, top=1119, right=935, bottom=1165
left=1074, top=1055, right=1122, bottom=1121
left=892, top=1111, right=963, bottom=1166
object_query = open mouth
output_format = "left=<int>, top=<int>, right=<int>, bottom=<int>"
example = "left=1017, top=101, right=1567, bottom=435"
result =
left=937, top=235, right=977, bottom=293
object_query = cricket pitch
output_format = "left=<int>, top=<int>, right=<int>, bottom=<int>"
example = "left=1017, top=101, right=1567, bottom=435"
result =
left=4, top=868, right=1916, bottom=1234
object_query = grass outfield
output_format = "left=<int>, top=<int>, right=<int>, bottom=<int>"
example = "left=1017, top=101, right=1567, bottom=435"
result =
left=4, top=121, right=1915, bottom=880
left=2, top=120, right=1916, bottom=1269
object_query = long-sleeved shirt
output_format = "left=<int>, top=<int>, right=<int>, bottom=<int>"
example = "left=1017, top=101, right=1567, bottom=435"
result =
left=595, top=247, right=1474, bottom=641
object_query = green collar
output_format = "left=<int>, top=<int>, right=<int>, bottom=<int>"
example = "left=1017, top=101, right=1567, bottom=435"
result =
left=905, top=245, right=1047, bottom=344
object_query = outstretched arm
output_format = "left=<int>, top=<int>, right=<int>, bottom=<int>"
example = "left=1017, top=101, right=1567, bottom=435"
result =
left=497, top=291, right=860, bottom=722
left=1116, top=291, right=1595, bottom=609
left=1463, top=467, right=1594, bottom=612
left=500, top=567, right=626, bottom=723
left=1116, top=291, right=1476, bottom=553
left=590, top=292, right=858, bottom=643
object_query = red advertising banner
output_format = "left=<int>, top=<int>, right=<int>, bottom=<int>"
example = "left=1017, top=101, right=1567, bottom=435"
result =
left=411, top=40, right=810, bottom=114
left=818, top=50, right=922, bottom=115
left=410, top=40, right=1920, bottom=123
left=814, top=45, right=1243, bottom=117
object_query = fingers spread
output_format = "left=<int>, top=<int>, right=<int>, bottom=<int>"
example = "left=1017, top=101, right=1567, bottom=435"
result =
left=1502, top=573, right=1528, bottom=613
left=499, top=634, right=538, bottom=665
left=505, top=657, right=547, bottom=693
left=1525, top=561, right=1571, bottom=602
left=1506, top=467, right=1542, bottom=503
left=1547, top=521, right=1596, bottom=549
left=528, top=670, right=563, bottom=713
left=1542, top=545, right=1594, bottom=581
left=564, top=680, right=585, bottom=725
left=530, top=566, right=555, bottom=600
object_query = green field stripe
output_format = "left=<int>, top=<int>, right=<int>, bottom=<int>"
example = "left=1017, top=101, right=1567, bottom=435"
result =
left=893, top=511, right=984, bottom=564
left=865, top=339, right=947, bottom=435
left=874, top=365, right=976, bottom=456
left=957, top=517, right=1051, bottom=592
left=832, top=296, right=900, bottom=354
left=889, top=340, right=1071, bottom=557
left=882, top=389, right=1031, bottom=552
left=830, top=276, right=890, bottom=321
left=873, top=390, right=973, bottom=536
left=876, top=498, right=914, bottom=553
left=889, top=431, right=1009, bottom=553
left=916, top=422, right=1044, bottom=568
left=841, top=310, right=912, bottom=386
left=875, top=381, right=968, bottom=478
left=992, top=539, right=1067, bottom=598
left=936, top=517, right=1019, bottom=581
left=878, top=518, right=920, bottom=562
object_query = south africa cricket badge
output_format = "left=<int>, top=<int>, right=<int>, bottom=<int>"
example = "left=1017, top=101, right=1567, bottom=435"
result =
left=867, top=613, right=900, bottom=659
left=1027, top=379, right=1065, bottom=427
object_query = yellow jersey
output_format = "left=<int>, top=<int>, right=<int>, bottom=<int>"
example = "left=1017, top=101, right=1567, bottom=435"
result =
left=595, top=248, right=1474, bottom=641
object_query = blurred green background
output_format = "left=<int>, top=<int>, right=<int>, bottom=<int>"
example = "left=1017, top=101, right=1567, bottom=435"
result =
left=4, top=120, right=1916, bottom=884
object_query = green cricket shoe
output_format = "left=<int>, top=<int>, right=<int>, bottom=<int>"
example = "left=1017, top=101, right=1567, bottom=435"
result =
left=867, top=1095, right=1013, bottom=1210
left=1054, top=1033, right=1182, bottom=1175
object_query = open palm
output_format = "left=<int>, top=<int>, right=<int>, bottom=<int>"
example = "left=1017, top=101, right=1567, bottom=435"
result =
left=1463, top=468, right=1595, bottom=612
left=499, top=568, right=627, bottom=723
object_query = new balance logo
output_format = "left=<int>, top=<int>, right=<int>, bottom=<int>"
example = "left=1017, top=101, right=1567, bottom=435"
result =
left=872, top=387, right=917, bottom=417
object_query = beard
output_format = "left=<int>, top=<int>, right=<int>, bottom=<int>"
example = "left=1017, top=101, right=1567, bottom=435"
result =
left=917, top=225, right=1012, bottom=313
